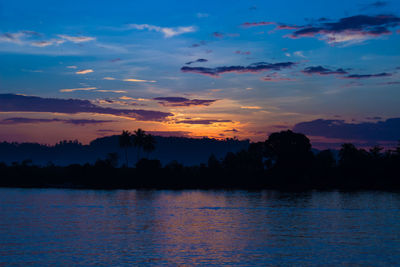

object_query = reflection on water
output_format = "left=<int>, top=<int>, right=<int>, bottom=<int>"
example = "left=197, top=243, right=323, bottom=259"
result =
left=0, top=189, right=400, bottom=265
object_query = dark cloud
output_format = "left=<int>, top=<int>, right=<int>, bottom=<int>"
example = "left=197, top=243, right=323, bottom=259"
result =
left=241, top=21, right=301, bottom=31
left=153, top=97, right=217, bottom=107
left=293, top=118, right=400, bottom=142
left=262, top=72, right=295, bottom=81
left=288, top=14, right=400, bottom=44
left=176, top=119, right=232, bottom=125
left=242, top=21, right=276, bottom=27
left=190, top=40, right=206, bottom=47
left=302, top=66, right=348, bottom=75
left=0, top=94, right=172, bottom=121
left=224, top=128, right=239, bottom=132
left=342, top=72, right=392, bottom=79
left=361, top=1, right=388, bottom=10
left=147, top=131, right=192, bottom=137
left=185, top=58, right=208, bottom=65
left=110, top=58, right=121, bottom=62
left=212, top=32, right=239, bottom=38
left=213, top=32, right=224, bottom=38
left=0, top=117, right=113, bottom=125
left=235, top=50, right=251, bottom=55
left=181, top=61, right=296, bottom=77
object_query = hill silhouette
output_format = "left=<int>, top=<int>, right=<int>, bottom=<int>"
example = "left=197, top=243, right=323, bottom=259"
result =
left=0, top=135, right=249, bottom=167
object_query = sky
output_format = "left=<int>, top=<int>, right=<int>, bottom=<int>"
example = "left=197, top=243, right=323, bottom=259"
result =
left=0, top=0, right=399, bottom=148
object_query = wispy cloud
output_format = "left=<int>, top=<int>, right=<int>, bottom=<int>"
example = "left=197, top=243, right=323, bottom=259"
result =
left=60, top=87, right=127, bottom=93
left=60, top=87, right=97, bottom=92
left=123, top=78, right=156, bottom=83
left=240, top=106, right=262, bottom=109
left=196, top=13, right=209, bottom=18
left=103, top=77, right=116, bottom=80
left=153, top=97, right=217, bottom=107
left=127, top=24, right=196, bottom=38
left=181, top=62, right=296, bottom=77
left=176, top=119, right=232, bottom=125
left=262, top=72, right=296, bottom=81
left=75, top=69, right=94, bottom=75
left=185, top=58, right=208, bottom=65
left=58, top=34, right=96, bottom=43
left=30, top=39, right=65, bottom=47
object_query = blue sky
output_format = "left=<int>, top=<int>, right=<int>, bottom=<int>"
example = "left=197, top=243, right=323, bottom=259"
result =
left=0, top=0, right=399, bottom=147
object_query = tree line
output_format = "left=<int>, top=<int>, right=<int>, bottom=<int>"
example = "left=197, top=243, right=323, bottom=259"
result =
left=0, top=129, right=399, bottom=190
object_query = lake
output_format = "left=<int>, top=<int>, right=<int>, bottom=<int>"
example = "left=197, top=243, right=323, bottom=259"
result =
left=0, top=188, right=399, bottom=266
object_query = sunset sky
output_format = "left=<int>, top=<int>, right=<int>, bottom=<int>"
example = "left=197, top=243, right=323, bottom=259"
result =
left=1, top=0, right=399, bottom=147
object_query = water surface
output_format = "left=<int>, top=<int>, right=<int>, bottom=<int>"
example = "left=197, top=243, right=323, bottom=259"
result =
left=1, top=189, right=399, bottom=265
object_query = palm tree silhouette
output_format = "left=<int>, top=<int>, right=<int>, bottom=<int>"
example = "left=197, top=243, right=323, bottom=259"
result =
left=119, top=130, right=132, bottom=167
left=132, top=128, right=146, bottom=162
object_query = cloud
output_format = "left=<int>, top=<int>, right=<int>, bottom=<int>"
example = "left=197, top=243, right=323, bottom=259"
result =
left=361, top=1, right=388, bottom=10
left=176, top=119, right=232, bottom=125
left=75, top=69, right=94, bottom=75
left=128, top=24, right=196, bottom=38
left=66, top=66, right=77, bottom=69
left=0, top=32, right=26, bottom=44
left=380, top=81, right=400, bottom=85
left=287, top=14, right=400, bottom=45
left=262, top=72, right=296, bottom=81
left=294, top=51, right=305, bottom=58
left=185, top=58, right=208, bottom=65
left=94, top=90, right=127, bottom=93
left=123, top=78, right=156, bottom=83
left=153, top=97, right=217, bottom=107
left=30, top=39, right=65, bottom=47
left=235, top=50, right=251, bottom=55
left=212, top=32, right=239, bottom=38
left=190, top=40, right=206, bottom=47
left=293, top=118, right=400, bottom=142
left=224, top=128, right=239, bottom=133
left=241, top=21, right=276, bottom=27
left=342, top=72, right=392, bottom=79
left=58, top=34, right=96, bottom=43
left=0, top=117, right=113, bottom=125
left=240, top=106, right=262, bottom=109
left=147, top=130, right=192, bottom=137
left=213, top=32, right=224, bottom=38
left=0, top=94, right=172, bottom=121
left=60, top=87, right=97, bottom=92
left=196, top=13, right=209, bottom=18
left=0, top=31, right=94, bottom=48
left=181, top=61, right=296, bottom=77
left=103, top=77, right=116, bottom=80
left=302, top=66, right=348, bottom=75
left=119, top=96, right=148, bottom=101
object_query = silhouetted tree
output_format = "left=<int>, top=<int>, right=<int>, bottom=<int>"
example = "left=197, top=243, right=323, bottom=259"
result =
left=264, top=130, right=314, bottom=178
left=105, top=152, right=119, bottom=168
left=143, top=134, right=156, bottom=158
left=119, top=130, right=132, bottom=166
left=132, top=128, right=146, bottom=162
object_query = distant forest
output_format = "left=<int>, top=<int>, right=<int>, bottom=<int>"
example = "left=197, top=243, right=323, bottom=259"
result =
left=1, top=129, right=399, bottom=190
